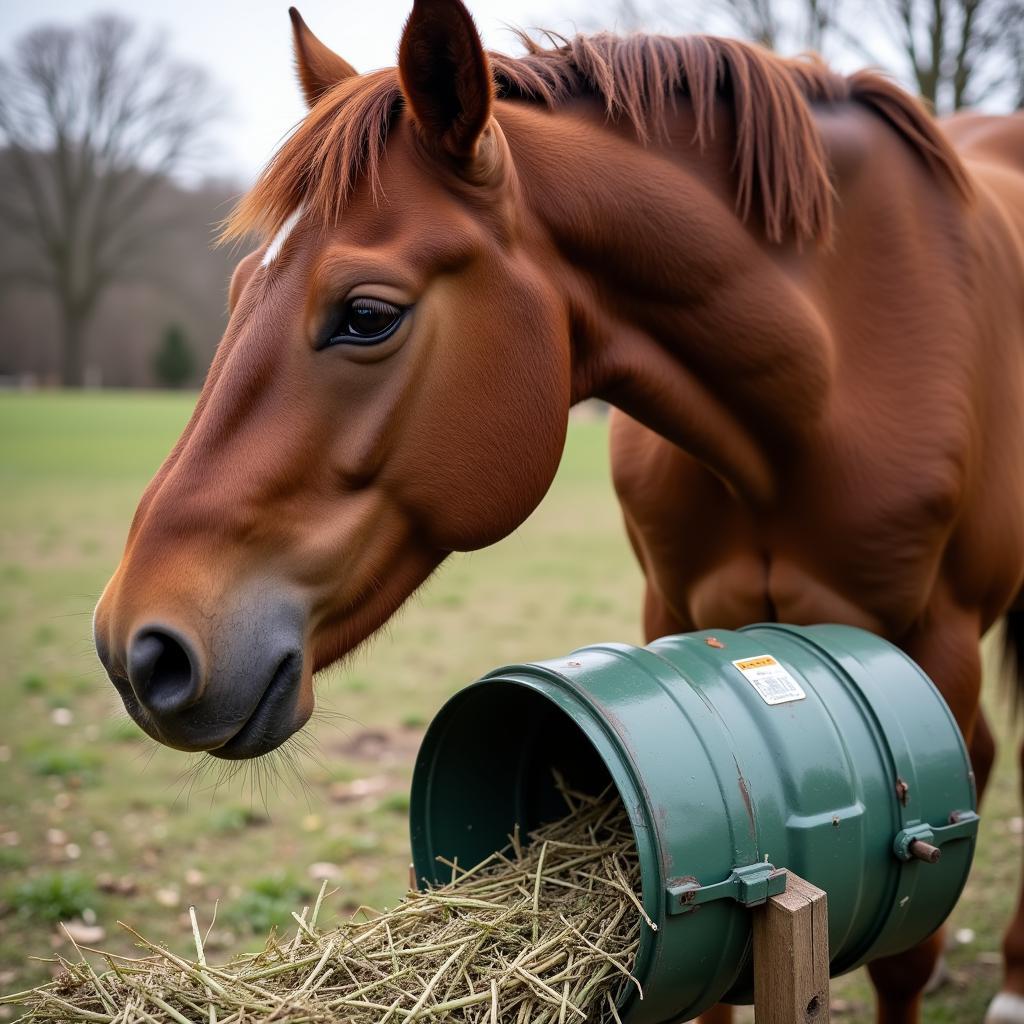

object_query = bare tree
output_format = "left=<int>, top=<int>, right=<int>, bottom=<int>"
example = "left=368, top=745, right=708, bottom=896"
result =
left=570, top=0, right=841, bottom=56
left=0, top=15, right=220, bottom=386
left=573, top=0, right=1022, bottom=112
left=880, top=0, right=988, bottom=110
left=1007, top=0, right=1024, bottom=108
left=832, top=0, right=1024, bottom=112
left=716, top=0, right=782, bottom=49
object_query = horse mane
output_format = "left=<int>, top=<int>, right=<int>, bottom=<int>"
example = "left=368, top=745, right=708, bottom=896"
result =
left=224, top=31, right=971, bottom=246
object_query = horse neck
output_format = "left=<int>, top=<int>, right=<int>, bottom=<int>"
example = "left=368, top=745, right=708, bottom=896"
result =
left=501, top=100, right=834, bottom=504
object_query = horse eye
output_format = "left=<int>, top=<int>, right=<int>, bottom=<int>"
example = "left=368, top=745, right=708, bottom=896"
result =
left=325, top=297, right=406, bottom=347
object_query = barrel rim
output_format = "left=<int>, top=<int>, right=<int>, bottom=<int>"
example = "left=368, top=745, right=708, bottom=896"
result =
left=409, top=666, right=663, bottom=1015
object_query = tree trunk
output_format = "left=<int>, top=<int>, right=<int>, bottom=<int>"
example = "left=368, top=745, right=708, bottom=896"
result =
left=59, top=309, right=85, bottom=388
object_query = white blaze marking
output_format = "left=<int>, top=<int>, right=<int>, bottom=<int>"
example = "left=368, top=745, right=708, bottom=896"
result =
left=261, top=205, right=305, bottom=267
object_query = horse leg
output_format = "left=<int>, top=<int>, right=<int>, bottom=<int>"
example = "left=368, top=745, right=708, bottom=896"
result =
left=987, top=609, right=1024, bottom=1023
left=867, top=619, right=982, bottom=1024
left=909, top=709, right=998, bottom=996
left=986, top=734, right=1024, bottom=1023
left=973, top=708, right=996, bottom=809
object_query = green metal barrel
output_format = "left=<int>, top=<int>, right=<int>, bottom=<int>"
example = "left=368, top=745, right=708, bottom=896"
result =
left=409, top=624, right=978, bottom=1023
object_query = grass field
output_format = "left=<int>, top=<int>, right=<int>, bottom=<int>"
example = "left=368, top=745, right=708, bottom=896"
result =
left=0, top=390, right=1021, bottom=1022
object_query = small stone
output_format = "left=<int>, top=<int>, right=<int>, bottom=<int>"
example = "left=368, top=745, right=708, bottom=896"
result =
left=329, top=775, right=390, bottom=803
left=64, top=843, right=81, bottom=860
left=0, top=746, right=10, bottom=763
left=155, top=887, right=180, bottom=908
left=184, top=868, right=204, bottom=886
left=1, top=831, right=20, bottom=847
left=54, top=792, right=72, bottom=810
left=97, top=873, right=137, bottom=896
left=202, top=929, right=236, bottom=952
left=308, top=861, right=344, bottom=881
left=61, top=920, right=105, bottom=945
left=50, top=708, right=73, bottom=726
left=46, top=828, right=67, bottom=846
left=91, top=830, right=109, bottom=848
left=301, top=814, right=323, bottom=832
left=955, top=927, right=976, bottom=945
left=81, top=908, right=96, bottom=925
left=1008, top=816, right=1023, bottom=836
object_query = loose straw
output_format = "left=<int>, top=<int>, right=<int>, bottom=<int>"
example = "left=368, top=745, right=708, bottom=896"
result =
left=3, top=784, right=650, bottom=1023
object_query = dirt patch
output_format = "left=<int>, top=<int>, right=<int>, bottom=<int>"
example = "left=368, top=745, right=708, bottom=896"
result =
left=328, top=725, right=424, bottom=765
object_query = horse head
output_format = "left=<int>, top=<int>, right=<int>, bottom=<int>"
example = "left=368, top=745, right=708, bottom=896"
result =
left=93, top=0, right=571, bottom=758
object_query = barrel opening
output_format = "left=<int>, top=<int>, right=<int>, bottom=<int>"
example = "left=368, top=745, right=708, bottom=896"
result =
left=411, top=680, right=620, bottom=884
left=410, top=677, right=657, bottom=1018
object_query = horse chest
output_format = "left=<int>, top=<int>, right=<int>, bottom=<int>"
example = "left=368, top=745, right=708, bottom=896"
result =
left=617, top=434, right=968, bottom=636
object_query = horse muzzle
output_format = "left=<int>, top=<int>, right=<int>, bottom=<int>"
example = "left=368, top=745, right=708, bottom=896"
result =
left=95, top=596, right=311, bottom=759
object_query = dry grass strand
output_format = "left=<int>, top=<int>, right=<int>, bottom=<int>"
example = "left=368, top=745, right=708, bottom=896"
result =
left=5, top=787, right=649, bottom=1024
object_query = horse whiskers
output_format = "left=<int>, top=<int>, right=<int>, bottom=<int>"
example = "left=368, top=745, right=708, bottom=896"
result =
left=307, top=705, right=355, bottom=735
left=133, top=742, right=161, bottom=774
left=171, top=753, right=216, bottom=811
left=166, top=732, right=321, bottom=816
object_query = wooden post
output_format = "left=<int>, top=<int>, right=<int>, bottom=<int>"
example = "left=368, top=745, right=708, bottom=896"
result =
left=752, top=872, right=830, bottom=1023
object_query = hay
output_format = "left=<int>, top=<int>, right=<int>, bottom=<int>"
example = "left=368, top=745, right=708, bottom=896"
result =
left=3, top=784, right=650, bottom=1023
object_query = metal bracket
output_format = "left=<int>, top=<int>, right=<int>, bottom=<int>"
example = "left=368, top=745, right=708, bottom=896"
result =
left=892, top=810, right=979, bottom=862
left=666, top=862, right=788, bottom=915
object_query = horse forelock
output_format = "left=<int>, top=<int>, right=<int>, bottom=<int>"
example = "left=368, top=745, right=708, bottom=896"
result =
left=222, top=31, right=971, bottom=248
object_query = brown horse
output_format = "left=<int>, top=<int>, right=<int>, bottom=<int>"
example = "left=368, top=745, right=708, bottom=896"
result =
left=93, top=1, right=1024, bottom=1020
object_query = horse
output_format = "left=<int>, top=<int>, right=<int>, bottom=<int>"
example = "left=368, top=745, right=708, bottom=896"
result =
left=92, top=1, right=1024, bottom=1020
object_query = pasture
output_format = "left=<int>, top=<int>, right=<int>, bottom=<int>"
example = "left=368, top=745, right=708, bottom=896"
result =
left=0, top=391, right=1018, bottom=1022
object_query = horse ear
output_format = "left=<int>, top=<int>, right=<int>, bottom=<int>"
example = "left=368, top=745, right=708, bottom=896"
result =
left=289, top=8, right=357, bottom=108
left=398, top=0, right=494, bottom=163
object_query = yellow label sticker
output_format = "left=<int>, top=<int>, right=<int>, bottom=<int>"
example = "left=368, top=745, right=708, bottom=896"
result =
left=732, top=656, right=777, bottom=671
left=732, top=654, right=807, bottom=706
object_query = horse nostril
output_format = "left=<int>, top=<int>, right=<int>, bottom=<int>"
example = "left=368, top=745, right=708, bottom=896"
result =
left=128, top=627, right=203, bottom=715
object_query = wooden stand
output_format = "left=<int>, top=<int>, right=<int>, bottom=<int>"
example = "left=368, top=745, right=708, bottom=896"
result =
left=752, top=873, right=830, bottom=1023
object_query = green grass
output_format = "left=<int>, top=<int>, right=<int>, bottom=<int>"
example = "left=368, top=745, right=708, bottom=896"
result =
left=6, top=873, right=98, bottom=924
left=0, top=390, right=1020, bottom=1023
left=222, top=873, right=316, bottom=934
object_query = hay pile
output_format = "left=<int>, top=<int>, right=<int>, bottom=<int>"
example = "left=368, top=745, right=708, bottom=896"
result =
left=3, top=785, right=651, bottom=1023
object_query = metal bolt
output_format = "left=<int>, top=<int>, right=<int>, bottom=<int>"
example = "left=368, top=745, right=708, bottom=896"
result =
left=909, top=839, right=941, bottom=864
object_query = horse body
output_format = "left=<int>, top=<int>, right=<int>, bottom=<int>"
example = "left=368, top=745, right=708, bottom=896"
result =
left=608, top=106, right=1024, bottom=653
left=602, top=106, right=1024, bottom=1020
left=92, top=3, right=1024, bottom=1019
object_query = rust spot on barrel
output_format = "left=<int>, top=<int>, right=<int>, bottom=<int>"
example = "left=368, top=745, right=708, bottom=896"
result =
left=668, top=875, right=700, bottom=904
left=896, top=777, right=909, bottom=806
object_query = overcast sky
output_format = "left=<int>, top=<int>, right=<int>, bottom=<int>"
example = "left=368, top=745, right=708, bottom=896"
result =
left=0, top=0, right=627, bottom=184
left=0, top=0, right=1011, bottom=188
